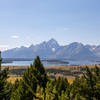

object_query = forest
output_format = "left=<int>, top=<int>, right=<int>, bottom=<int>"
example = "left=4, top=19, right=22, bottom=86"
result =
left=0, top=56, right=100, bottom=100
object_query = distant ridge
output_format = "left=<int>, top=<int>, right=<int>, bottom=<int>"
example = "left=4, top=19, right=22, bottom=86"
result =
left=2, top=39, right=100, bottom=61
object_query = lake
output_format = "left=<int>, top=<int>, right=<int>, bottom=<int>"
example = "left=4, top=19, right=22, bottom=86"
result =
left=2, top=60, right=100, bottom=66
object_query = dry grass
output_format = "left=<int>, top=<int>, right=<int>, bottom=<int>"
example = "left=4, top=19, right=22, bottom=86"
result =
left=7, top=75, right=22, bottom=84
left=67, top=76, right=75, bottom=84
left=1, top=66, right=29, bottom=70
left=45, top=65, right=100, bottom=70
left=2, top=65, right=100, bottom=70
left=7, top=75, right=74, bottom=84
left=56, top=75, right=75, bottom=84
left=4, top=65, right=100, bottom=84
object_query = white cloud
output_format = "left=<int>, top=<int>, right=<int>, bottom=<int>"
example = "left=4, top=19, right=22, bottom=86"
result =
left=0, top=45, right=9, bottom=51
left=11, top=35, right=19, bottom=39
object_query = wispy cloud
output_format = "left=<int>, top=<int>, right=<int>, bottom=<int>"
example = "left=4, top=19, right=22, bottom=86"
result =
left=11, top=35, right=19, bottom=39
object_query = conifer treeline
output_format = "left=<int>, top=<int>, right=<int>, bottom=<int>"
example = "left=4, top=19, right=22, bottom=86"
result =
left=0, top=56, right=100, bottom=100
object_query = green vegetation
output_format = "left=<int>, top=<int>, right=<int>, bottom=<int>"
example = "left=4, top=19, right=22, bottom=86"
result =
left=0, top=56, right=100, bottom=100
left=0, top=51, right=2, bottom=70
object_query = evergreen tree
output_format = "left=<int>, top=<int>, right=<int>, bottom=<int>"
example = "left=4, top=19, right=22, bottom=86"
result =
left=9, top=59, right=100, bottom=100
left=0, top=68, right=12, bottom=100
left=11, top=56, right=48, bottom=100
left=0, top=51, right=2, bottom=71
left=56, top=77, right=69, bottom=95
left=59, top=91, right=69, bottom=100
left=0, top=51, right=12, bottom=100
left=45, top=77, right=69, bottom=100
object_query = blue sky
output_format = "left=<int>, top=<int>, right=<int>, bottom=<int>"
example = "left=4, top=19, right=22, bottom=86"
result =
left=0, top=0, right=100, bottom=50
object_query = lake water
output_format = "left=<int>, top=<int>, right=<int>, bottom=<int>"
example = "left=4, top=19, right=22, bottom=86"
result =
left=2, top=60, right=100, bottom=66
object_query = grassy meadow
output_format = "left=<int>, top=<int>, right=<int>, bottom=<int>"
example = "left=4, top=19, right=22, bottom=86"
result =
left=3, top=64, right=100, bottom=84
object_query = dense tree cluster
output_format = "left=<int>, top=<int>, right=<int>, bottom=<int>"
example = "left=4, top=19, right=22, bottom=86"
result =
left=0, top=56, right=100, bottom=100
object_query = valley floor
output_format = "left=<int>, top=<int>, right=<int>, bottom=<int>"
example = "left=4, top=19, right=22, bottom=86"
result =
left=3, top=65, right=100, bottom=84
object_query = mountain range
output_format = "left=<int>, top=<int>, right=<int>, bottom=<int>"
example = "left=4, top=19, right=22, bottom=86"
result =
left=2, top=39, right=100, bottom=61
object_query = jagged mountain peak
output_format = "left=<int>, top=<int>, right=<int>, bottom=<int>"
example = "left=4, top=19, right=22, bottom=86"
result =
left=2, top=39, right=100, bottom=60
left=48, top=38, right=57, bottom=43
left=47, top=38, right=59, bottom=47
left=36, top=38, right=59, bottom=49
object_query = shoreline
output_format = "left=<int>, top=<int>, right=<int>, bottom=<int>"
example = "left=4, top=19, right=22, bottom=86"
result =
left=1, top=64, right=100, bottom=70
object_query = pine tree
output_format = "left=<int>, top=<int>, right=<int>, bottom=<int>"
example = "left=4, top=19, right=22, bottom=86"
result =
left=11, top=56, right=48, bottom=100
left=0, top=51, right=2, bottom=71
left=0, top=51, right=12, bottom=100
left=0, top=68, right=11, bottom=100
